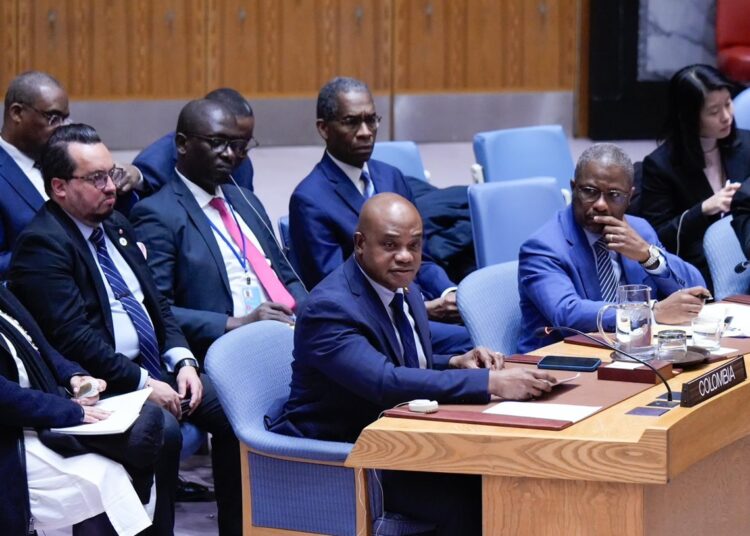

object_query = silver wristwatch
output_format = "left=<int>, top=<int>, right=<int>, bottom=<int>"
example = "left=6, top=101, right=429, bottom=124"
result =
left=639, top=244, right=662, bottom=270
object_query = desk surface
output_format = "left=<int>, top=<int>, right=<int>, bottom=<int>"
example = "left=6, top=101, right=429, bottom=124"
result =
left=346, top=340, right=750, bottom=485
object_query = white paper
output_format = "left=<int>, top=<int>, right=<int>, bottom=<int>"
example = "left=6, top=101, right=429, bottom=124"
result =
left=705, top=302, right=750, bottom=337
left=605, top=361, right=643, bottom=370
left=709, top=347, right=738, bottom=356
left=483, top=401, right=601, bottom=422
left=51, top=388, right=152, bottom=435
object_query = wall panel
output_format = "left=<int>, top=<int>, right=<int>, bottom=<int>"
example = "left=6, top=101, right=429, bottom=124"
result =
left=0, top=1, right=18, bottom=92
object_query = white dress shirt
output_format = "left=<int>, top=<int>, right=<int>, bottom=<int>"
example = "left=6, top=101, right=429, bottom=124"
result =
left=177, top=170, right=272, bottom=317
left=327, top=151, right=371, bottom=195
left=0, top=135, right=48, bottom=200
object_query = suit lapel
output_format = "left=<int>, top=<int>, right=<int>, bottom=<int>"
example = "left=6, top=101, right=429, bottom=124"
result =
left=561, top=207, right=604, bottom=301
left=320, top=153, right=366, bottom=215
left=0, top=147, right=44, bottom=211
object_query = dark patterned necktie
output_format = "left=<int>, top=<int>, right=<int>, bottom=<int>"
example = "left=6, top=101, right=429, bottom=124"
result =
left=389, top=293, right=420, bottom=368
left=594, top=237, right=618, bottom=302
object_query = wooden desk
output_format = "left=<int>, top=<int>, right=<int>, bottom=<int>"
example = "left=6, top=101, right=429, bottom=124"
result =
left=346, top=342, right=750, bottom=535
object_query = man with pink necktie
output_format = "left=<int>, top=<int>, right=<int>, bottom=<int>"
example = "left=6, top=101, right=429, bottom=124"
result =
left=130, top=99, right=307, bottom=360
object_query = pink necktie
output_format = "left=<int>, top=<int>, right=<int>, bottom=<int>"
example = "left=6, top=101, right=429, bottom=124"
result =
left=209, top=198, right=296, bottom=310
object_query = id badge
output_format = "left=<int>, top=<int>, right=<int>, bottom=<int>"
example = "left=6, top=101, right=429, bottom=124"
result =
left=242, top=283, right=263, bottom=314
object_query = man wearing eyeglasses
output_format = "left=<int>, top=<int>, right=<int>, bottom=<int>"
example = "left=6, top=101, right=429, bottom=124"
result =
left=517, top=143, right=708, bottom=353
left=289, top=76, right=473, bottom=356
left=0, top=71, right=141, bottom=278
left=130, top=99, right=306, bottom=360
left=8, top=123, right=243, bottom=535
left=133, top=87, right=257, bottom=195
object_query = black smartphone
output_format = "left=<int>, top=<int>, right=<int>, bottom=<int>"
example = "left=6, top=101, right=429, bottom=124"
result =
left=537, top=355, right=601, bottom=372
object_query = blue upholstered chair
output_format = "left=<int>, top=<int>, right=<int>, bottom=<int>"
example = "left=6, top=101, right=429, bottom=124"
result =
left=457, top=261, right=522, bottom=354
left=371, top=141, right=429, bottom=181
left=704, top=216, right=750, bottom=300
left=468, top=177, right=565, bottom=267
left=472, top=125, right=574, bottom=198
left=277, top=215, right=291, bottom=252
left=733, top=87, right=750, bottom=130
left=205, top=320, right=434, bottom=535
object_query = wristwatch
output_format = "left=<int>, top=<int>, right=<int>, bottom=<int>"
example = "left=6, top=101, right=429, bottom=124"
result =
left=174, top=357, right=200, bottom=375
left=639, top=244, right=662, bottom=270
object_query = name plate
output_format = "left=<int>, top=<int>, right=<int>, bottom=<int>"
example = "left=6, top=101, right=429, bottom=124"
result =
left=680, top=357, right=747, bottom=408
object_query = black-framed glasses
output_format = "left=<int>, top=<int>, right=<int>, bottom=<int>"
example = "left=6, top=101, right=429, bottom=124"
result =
left=182, top=132, right=258, bottom=155
left=575, top=185, right=630, bottom=206
left=333, top=113, right=381, bottom=131
left=23, top=104, right=69, bottom=127
left=67, top=166, right=126, bottom=190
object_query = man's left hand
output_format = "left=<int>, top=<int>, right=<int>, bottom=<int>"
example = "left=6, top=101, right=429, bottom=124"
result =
left=424, top=291, right=462, bottom=323
left=176, top=365, right=203, bottom=416
left=70, top=375, right=107, bottom=406
left=595, top=215, right=650, bottom=262
left=448, top=347, right=503, bottom=370
left=116, top=163, right=142, bottom=195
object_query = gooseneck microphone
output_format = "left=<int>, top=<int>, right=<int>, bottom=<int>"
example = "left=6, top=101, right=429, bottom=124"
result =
left=534, top=325, right=673, bottom=402
left=735, top=261, right=750, bottom=274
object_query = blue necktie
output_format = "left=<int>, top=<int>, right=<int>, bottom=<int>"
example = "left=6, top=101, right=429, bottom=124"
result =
left=389, top=293, right=420, bottom=368
left=361, top=169, right=374, bottom=199
left=89, top=228, right=162, bottom=379
left=594, top=237, right=618, bottom=302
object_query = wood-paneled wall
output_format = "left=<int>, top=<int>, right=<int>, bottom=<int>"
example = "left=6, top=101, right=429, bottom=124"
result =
left=0, top=0, right=578, bottom=99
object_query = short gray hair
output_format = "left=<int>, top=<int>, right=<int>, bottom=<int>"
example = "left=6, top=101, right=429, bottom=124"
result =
left=4, top=71, right=63, bottom=113
left=574, top=143, right=634, bottom=185
left=317, top=77, right=371, bottom=121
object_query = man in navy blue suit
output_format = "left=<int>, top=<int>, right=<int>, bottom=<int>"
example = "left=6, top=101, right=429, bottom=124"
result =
left=270, top=193, right=556, bottom=535
left=518, top=143, right=708, bottom=353
left=289, top=76, right=471, bottom=355
left=0, top=71, right=140, bottom=277
left=133, top=87, right=256, bottom=195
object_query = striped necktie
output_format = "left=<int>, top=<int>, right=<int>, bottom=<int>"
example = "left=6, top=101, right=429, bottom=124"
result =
left=389, top=293, right=420, bottom=368
left=361, top=169, right=374, bottom=199
left=594, top=237, right=618, bottom=302
left=89, top=228, right=162, bottom=379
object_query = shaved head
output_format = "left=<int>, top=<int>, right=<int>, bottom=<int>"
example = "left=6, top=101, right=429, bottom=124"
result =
left=354, top=193, right=423, bottom=290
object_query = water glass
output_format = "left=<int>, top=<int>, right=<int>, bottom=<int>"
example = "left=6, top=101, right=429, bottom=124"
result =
left=657, top=330, right=687, bottom=362
left=692, top=315, right=723, bottom=350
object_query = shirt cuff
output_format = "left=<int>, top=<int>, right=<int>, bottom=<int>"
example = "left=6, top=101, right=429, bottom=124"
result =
left=137, top=368, right=149, bottom=389
left=133, top=167, right=145, bottom=191
left=440, top=286, right=458, bottom=299
left=163, top=347, right=195, bottom=372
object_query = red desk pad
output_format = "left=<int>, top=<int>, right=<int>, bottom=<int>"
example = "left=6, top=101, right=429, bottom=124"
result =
left=384, top=363, right=653, bottom=431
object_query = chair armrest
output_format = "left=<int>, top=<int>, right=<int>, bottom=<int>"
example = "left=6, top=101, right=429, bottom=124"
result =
left=236, top=426, right=353, bottom=463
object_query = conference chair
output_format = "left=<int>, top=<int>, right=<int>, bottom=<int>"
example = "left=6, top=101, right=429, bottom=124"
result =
left=371, top=141, right=429, bottom=181
left=457, top=261, right=522, bottom=355
left=468, top=177, right=565, bottom=267
left=733, top=87, right=750, bottom=130
left=277, top=215, right=291, bottom=252
left=472, top=124, right=575, bottom=200
left=205, top=320, right=434, bottom=536
left=704, top=216, right=750, bottom=300
left=717, top=0, right=750, bottom=82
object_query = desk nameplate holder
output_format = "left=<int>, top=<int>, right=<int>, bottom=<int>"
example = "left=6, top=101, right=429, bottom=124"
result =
left=680, top=356, right=747, bottom=408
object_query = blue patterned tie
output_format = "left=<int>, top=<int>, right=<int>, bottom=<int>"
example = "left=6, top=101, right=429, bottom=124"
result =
left=594, top=237, right=618, bottom=302
left=389, top=293, right=420, bottom=368
left=89, top=228, right=162, bottom=379
left=361, top=169, right=374, bottom=199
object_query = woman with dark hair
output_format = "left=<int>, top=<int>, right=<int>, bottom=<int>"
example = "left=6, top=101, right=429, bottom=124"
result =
left=641, top=64, right=750, bottom=288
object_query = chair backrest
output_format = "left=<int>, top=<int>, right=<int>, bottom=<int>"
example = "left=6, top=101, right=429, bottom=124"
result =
left=717, top=0, right=748, bottom=48
left=733, top=87, right=750, bottom=130
left=468, top=178, right=565, bottom=267
left=277, top=215, right=291, bottom=250
left=704, top=216, right=750, bottom=300
left=457, top=261, right=521, bottom=354
left=472, top=124, right=575, bottom=194
left=371, top=141, right=428, bottom=181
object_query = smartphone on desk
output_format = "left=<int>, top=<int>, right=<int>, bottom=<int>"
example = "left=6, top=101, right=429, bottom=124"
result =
left=537, top=355, right=601, bottom=372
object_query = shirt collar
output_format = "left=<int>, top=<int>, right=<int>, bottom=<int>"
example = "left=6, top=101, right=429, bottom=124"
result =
left=65, top=209, right=99, bottom=241
left=326, top=151, right=370, bottom=185
left=583, top=229, right=603, bottom=248
left=356, top=260, right=402, bottom=311
left=176, top=168, right=225, bottom=208
left=0, top=135, right=36, bottom=176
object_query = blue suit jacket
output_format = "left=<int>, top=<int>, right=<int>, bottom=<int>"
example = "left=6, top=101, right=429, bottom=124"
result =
left=133, top=132, right=254, bottom=194
left=130, top=174, right=307, bottom=358
left=267, top=257, right=489, bottom=443
left=289, top=153, right=454, bottom=297
left=518, top=206, right=705, bottom=353
left=0, top=146, right=45, bottom=278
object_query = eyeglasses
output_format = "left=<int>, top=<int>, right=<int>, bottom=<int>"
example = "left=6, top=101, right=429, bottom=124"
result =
left=333, top=113, right=381, bottom=131
left=182, top=132, right=259, bottom=156
left=23, top=104, right=70, bottom=127
left=575, top=185, right=630, bottom=206
left=67, top=166, right=126, bottom=190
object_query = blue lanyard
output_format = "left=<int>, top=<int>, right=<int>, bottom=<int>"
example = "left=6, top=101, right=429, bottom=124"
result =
left=208, top=200, right=248, bottom=273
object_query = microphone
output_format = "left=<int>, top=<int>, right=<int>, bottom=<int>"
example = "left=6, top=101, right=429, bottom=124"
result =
left=535, top=325, right=673, bottom=402
left=735, top=261, right=750, bottom=274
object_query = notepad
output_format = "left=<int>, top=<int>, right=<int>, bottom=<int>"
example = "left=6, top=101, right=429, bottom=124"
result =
left=483, top=401, right=601, bottom=423
left=51, top=388, right=152, bottom=435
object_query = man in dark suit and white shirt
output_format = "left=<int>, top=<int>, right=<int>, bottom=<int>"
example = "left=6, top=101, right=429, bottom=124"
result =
left=9, top=124, right=242, bottom=535
left=130, top=99, right=306, bottom=359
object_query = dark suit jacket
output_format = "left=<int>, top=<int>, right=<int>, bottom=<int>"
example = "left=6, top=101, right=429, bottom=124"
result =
left=289, top=153, right=455, bottom=296
left=0, top=285, right=87, bottom=535
left=267, top=257, right=489, bottom=443
left=130, top=174, right=306, bottom=358
left=9, top=202, right=190, bottom=393
left=133, top=132, right=254, bottom=194
left=0, top=145, right=45, bottom=278
left=641, top=129, right=750, bottom=285
left=518, top=206, right=706, bottom=353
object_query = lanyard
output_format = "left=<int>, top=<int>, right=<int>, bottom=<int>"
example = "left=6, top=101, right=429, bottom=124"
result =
left=207, top=201, right=248, bottom=273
